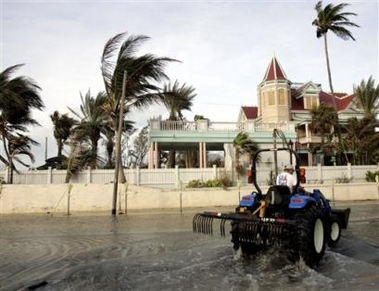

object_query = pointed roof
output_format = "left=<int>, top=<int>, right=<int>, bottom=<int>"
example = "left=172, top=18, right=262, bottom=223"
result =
left=262, top=56, right=287, bottom=82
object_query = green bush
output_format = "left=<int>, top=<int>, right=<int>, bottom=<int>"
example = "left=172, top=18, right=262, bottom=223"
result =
left=186, top=177, right=231, bottom=188
left=186, top=179, right=205, bottom=188
left=365, top=170, right=379, bottom=182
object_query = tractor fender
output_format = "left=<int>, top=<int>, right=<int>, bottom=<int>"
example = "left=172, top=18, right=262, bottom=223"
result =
left=289, top=194, right=316, bottom=209
left=239, top=192, right=258, bottom=207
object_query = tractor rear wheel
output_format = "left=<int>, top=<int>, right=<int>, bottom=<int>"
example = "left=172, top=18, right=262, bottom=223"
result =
left=294, top=206, right=326, bottom=267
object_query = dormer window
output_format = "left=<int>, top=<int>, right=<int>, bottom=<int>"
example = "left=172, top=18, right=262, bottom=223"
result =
left=304, top=96, right=319, bottom=109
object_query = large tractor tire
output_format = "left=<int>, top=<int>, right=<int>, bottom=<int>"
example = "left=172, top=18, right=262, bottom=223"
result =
left=327, top=215, right=342, bottom=247
left=294, top=206, right=326, bottom=267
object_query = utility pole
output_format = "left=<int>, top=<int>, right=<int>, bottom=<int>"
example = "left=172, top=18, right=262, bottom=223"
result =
left=112, top=71, right=127, bottom=216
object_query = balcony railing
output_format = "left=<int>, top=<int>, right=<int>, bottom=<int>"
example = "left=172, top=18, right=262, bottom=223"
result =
left=149, top=119, right=296, bottom=133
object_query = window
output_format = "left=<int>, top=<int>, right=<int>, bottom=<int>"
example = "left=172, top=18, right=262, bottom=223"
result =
left=278, top=89, right=286, bottom=105
left=268, top=91, right=275, bottom=105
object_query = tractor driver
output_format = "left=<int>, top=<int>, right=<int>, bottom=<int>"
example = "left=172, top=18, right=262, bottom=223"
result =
left=276, top=164, right=297, bottom=192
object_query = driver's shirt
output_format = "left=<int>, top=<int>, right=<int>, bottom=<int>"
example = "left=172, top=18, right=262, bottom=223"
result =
left=276, top=172, right=297, bottom=192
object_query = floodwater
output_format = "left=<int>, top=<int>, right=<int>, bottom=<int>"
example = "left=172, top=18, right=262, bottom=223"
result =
left=0, top=201, right=378, bottom=291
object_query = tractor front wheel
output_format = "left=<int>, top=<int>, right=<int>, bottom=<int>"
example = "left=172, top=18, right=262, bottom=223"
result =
left=327, top=215, right=342, bottom=247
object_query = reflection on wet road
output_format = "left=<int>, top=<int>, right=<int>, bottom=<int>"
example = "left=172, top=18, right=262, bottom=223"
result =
left=0, top=201, right=378, bottom=290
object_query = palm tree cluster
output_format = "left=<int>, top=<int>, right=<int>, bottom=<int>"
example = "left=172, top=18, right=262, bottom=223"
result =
left=309, top=76, right=379, bottom=165
left=47, top=32, right=197, bottom=181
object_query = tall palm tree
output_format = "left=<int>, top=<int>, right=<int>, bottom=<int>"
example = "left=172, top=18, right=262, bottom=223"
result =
left=100, top=32, right=176, bottom=182
left=68, top=90, right=108, bottom=169
left=354, top=76, right=379, bottom=119
left=50, top=111, right=78, bottom=157
left=312, top=1, right=359, bottom=94
left=0, top=64, right=44, bottom=174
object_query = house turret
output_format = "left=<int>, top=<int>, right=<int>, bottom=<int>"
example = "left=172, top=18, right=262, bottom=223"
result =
left=257, top=56, right=292, bottom=122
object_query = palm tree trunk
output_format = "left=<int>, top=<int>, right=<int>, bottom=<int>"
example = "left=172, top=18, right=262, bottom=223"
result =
left=324, top=34, right=349, bottom=164
left=324, top=34, right=334, bottom=94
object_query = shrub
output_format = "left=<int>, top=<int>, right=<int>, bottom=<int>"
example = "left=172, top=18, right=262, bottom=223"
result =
left=186, top=176, right=231, bottom=189
left=335, top=173, right=353, bottom=183
left=365, top=170, right=379, bottom=182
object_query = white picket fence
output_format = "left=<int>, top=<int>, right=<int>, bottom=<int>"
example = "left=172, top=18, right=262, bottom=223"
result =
left=1, top=164, right=378, bottom=188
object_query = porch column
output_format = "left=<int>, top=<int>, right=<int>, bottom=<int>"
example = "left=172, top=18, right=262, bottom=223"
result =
left=154, top=142, right=159, bottom=169
left=203, top=142, right=207, bottom=168
left=149, top=143, right=153, bottom=169
left=199, top=142, right=203, bottom=168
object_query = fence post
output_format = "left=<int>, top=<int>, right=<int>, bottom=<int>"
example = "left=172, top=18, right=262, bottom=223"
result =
left=87, top=166, right=92, bottom=183
left=47, top=167, right=52, bottom=184
left=317, top=163, right=322, bottom=183
left=4, top=167, right=9, bottom=184
left=212, top=164, right=217, bottom=179
left=347, top=163, right=352, bottom=180
left=136, top=166, right=140, bottom=186
left=175, top=165, right=179, bottom=189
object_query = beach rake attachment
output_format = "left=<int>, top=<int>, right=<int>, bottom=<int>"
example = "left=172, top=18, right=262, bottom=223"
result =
left=193, top=212, right=294, bottom=245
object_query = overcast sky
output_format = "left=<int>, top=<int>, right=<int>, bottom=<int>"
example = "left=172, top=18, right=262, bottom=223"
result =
left=1, top=0, right=378, bottom=168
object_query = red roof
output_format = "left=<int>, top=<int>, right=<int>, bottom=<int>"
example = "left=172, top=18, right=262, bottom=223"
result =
left=241, top=106, right=258, bottom=119
left=262, top=56, right=287, bottom=82
left=318, top=91, right=355, bottom=111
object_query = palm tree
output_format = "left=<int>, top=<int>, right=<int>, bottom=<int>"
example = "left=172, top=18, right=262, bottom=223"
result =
left=354, top=76, right=379, bottom=119
left=309, top=103, right=337, bottom=146
left=100, top=32, right=176, bottom=182
left=161, top=80, right=196, bottom=167
left=162, top=80, right=196, bottom=121
left=233, top=131, right=260, bottom=182
left=0, top=64, right=44, bottom=174
left=50, top=111, right=78, bottom=157
left=68, top=90, right=108, bottom=169
left=312, top=1, right=359, bottom=94
left=343, top=116, right=379, bottom=165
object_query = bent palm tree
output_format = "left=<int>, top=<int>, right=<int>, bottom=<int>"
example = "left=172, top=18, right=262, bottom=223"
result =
left=0, top=64, right=44, bottom=175
left=50, top=111, right=78, bottom=157
left=68, top=90, right=108, bottom=169
left=101, top=32, right=177, bottom=182
left=162, top=80, right=196, bottom=121
left=312, top=1, right=359, bottom=93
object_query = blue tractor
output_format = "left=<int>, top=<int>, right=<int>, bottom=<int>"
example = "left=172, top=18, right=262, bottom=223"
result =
left=193, top=148, right=350, bottom=267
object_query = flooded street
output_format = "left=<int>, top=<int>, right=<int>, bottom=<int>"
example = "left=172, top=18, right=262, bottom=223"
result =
left=0, top=201, right=378, bottom=291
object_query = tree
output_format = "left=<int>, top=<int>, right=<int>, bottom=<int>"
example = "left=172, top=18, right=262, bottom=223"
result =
left=68, top=90, right=108, bottom=169
left=0, top=64, right=44, bottom=174
left=233, top=131, right=260, bottom=182
left=162, top=80, right=196, bottom=121
left=100, top=32, right=176, bottom=182
left=309, top=103, right=338, bottom=165
left=312, top=1, right=359, bottom=93
left=50, top=111, right=78, bottom=157
left=343, top=116, right=379, bottom=165
left=127, top=126, right=149, bottom=168
left=309, top=103, right=337, bottom=146
left=161, top=80, right=196, bottom=167
left=354, top=76, right=379, bottom=119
